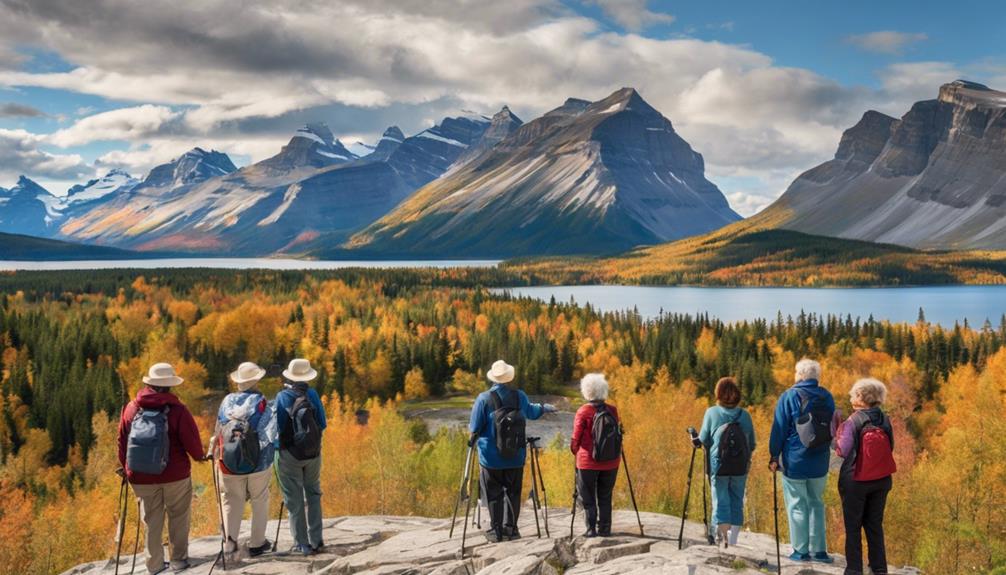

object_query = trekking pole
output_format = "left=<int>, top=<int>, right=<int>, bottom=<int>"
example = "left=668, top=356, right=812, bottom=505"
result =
left=460, top=451, right=477, bottom=558
left=114, top=474, right=128, bottom=575
left=569, top=469, right=578, bottom=539
left=272, top=464, right=284, bottom=553
left=702, top=446, right=714, bottom=545
left=773, top=468, right=782, bottom=575
left=474, top=461, right=482, bottom=529
left=450, top=443, right=475, bottom=538
left=209, top=454, right=228, bottom=574
left=621, top=447, right=644, bottom=537
left=678, top=428, right=699, bottom=550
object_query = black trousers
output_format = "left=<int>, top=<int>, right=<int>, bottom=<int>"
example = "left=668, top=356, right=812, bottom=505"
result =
left=480, top=466, right=523, bottom=534
left=839, top=476, right=892, bottom=575
left=576, top=468, right=618, bottom=532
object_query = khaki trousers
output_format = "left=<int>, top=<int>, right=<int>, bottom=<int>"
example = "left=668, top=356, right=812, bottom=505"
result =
left=219, top=467, right=272, bottom=550
left=131, top=477, right=192, bottom=574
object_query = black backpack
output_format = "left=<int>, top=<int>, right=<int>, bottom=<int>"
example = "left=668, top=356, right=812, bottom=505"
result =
left=218, top=395, right=265, bottom=474
left=715, top=411, right=750, bottom=476
left=281, top=385, right=322, bottom=461
left=490, top=388, right=526, bottom=459
left=795, top=390, right=833, bottom=449
left=591, top=403, right=622, bottom=462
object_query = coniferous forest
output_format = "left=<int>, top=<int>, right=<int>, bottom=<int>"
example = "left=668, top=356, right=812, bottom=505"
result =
left=0, top=268, right=1003, bottom=574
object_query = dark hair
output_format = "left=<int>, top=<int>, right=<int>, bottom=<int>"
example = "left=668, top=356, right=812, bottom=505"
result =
left=715, top=377, right=741, bottom=407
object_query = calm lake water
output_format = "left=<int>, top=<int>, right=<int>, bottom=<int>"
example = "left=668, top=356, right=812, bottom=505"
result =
left=500, top=285, right=1006, bottom=327
left=0, top=258, right=500, bottom=271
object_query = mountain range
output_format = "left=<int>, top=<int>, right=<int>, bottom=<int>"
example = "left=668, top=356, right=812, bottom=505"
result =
left=2, top=81, right=1006, bottom=260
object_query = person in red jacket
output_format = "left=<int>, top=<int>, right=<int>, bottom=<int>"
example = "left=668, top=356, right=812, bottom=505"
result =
left=570, top=373, right=620, bottom=537
left=117, top=363, right=206, bottom=575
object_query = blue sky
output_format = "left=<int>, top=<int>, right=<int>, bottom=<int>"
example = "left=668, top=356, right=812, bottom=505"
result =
left=0, top=0, right=1003, bottom=214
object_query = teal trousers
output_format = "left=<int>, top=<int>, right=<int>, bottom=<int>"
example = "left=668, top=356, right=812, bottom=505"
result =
left=275, top=449, right=323, bottom=548
left=781, top=475, right=828, bottom=555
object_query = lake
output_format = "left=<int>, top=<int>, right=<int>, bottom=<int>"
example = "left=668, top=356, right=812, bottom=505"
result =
left=500, top=285, right=1006, bottom=327
left=0, top=258, right=500, bottom=271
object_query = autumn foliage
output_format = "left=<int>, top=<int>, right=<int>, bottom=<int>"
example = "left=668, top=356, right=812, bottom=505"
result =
left=0, top=269, right=1003, bottom=574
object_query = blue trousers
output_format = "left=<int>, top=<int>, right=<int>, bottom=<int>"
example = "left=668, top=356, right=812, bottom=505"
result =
left=710, top=474, right=747, bottom=528
left=275, top=449, right=323, bottom=548
left=782, top=475, right=829, bottom=555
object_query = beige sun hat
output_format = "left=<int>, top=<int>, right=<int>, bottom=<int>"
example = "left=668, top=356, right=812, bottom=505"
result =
left=142, top=362, right=184, bottom=387
left=283, top=358, right=318, bottom=382
left=230, top=362, right=266, bottom=391
left=486, top=360, right=515, bottom=384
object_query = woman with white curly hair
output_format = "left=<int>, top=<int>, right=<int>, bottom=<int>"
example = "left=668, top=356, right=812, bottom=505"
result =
left=834, top=378, right=896, bottom=575
left=569, top=373, right=621, bottom=538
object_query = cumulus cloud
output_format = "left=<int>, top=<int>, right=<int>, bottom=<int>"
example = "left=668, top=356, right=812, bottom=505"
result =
left=845, top=31, right=928, bottom=55
left=0, top=128, right=90, bottom=183
left=584, top=0, right=674, bottom=31
left=0, top=102, right=47, bottom=117
left=47, top=105, right=182, bottom=147
left=0, top=0, right=964, bottom=213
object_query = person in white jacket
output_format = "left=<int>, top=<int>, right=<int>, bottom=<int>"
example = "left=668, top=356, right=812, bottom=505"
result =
left=212, top=362, right=277, bottom=557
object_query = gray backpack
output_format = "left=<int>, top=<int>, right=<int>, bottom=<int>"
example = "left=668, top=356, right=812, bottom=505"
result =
left=795, top=390, right=832, bottom=449
left=126, top=405, right=171, bottom=475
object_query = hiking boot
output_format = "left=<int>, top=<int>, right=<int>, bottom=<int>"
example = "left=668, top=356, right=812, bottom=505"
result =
left=249, top=541, right=271, bottom=557
left=312, top=541, right=326, bottom=554
left=811, top=552, right=835, bottom=564
left=485, top=529, right=502, bottom=543
left=289, top=544, right=313, bottom=556
left=788, top=551, right=811, bottom=562
left=597, top=525, right=611, bottom=537
left=149, top=563, right=169, bottom=575
left=583, top=527, right=598, bottom=538
left=169, top=559, right=190, bottom=572
left=505, top=527, right=522, bottom=541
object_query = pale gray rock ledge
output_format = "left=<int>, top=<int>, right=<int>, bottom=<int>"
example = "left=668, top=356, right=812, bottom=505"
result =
left=63, top=506, right=920, bottom=574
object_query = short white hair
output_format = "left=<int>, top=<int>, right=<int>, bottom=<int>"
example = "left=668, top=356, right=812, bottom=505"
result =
left=850, top=378, right=887, bottom=407
left=580, top=373, right=609, bottom=401
left=794, top=358, right=821, bottom=382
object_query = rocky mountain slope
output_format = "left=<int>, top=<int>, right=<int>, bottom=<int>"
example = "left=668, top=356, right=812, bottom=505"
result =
left=54, top=117, right=490, bottom=254
left=760, top=80, right=1006, bottom=249
left=64, top=508, right=919, bottom=575
left=0, top=176, right=61, bottom=238
left=347, top=88, right=741, bottom=258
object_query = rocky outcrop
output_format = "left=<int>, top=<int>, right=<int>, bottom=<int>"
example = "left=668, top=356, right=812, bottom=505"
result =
left=347, top=88, right=740, bottom=258
left=63, top=508, right=920, bottom=575
left=0, top=176, right=61, bottom=237
left=761, top=80, right=1006, bottom=250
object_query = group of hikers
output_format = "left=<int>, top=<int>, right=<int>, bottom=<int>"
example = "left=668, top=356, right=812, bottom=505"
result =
left=116, top=356, right=896, bottom=575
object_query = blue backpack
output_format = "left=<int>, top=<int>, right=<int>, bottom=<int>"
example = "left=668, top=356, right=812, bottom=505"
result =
left=218, top=396, right=266, bottom=474
left=126, top=405, right=171, bottom=475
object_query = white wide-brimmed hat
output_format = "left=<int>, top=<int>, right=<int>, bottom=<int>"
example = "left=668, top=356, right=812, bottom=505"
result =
left=486, top=360, right=515, bottom=384
left=230, top=362, right=266, bottom=391
left=142, top=362, right=184, bottom=387
left=283, top=358, right=318, bottom=382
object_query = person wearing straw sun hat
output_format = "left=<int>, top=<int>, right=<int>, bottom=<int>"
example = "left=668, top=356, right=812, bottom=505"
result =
left=468, top=359, right=557, bottom=542
left=274, top=358, right=328, bottom=556
left=211, top=362, right=277, bottom=558
left=117, top=363, right=206, bottom=574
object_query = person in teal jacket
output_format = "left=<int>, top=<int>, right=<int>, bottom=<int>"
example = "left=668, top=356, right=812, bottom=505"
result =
left=768, top=358, right=837, bottom=564
left=698, top=377, right=756, bottom=548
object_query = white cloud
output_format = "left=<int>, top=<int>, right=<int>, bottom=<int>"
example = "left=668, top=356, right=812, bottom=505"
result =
left=47, top=105, right=182, bottom=147
left=584, top=0, right=674, bottom=31
left=845, top=31, right=928, bottom=55
left=0, top=1, right=973, bottom=214
left=0, top=128, right=90, bottom=184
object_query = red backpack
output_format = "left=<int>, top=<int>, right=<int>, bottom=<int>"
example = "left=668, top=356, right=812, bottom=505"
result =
left=853, top=412, right=896, bottom=482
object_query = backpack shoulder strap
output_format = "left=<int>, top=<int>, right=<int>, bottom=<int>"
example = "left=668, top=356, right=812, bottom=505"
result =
left=490, top=389, right=504, bottom=411
left=795, top=389, right=811, bottom=414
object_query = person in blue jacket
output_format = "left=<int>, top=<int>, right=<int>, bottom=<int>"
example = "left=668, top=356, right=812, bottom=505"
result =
left=769, top=358, right=836, bottom=564
left=213, top=362, right=277, bottom=557
left=698, top=377, right=756, bottom=548
left=468, top=359, right=556, bottom=542
left=274, top=359, right=328, bottom=556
